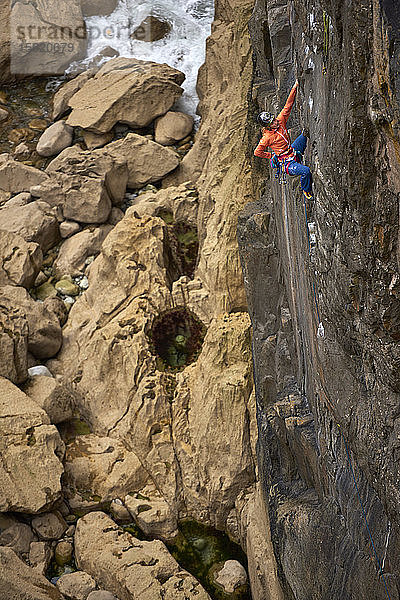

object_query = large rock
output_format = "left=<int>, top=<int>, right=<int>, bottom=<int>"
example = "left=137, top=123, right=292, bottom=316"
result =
left=53, top=225, right=112, bottom=277
left=0, top=300, right=28, bottom=384
left=155, top=111, right=194, bottom=145
left=66, top=58, right=185, bottom=133
left=64, top=434, right=148, bottom=505
left=0, top=547, right=63, bottom=599
left=81, top=0, right=118, bottom=17
left=0, top=522, right=35, bottom=556
left=0, top=154, right=48, bottom=195
left=132, top=15, right=171, bottom=42
left=125, top=486, right=178, bottom=541
left=74, top=511, right=211, bottom=600
left=23, top=376, right=75, bottom=424
left=0, top=230, right=42, bottom=288
left=32, top=146, right=128, bottom=224
left=103, top=133, right=180, bottom=187
left=0, top=200, right=60, bottom=252
left=57, top=571, right=96, bottom=600
left=53, top=69, right=98, bottom=121
left=10, top=0, right=86, bottom=77
left=0, top=376, right=64, bottom=513
left=171, top=312, right=256, bottom=527
left=31, top=512, right=67, bottom=541
left=0, top=285, right=62, bottom=359
left=36, top=121, right=74, bottom=158
left=214, top=560, right=248, bottom=594
left=126, top=182, right=198, bottom=226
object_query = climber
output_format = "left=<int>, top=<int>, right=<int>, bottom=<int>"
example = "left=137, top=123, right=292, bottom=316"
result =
left=254, top=80, right=313, bottom=200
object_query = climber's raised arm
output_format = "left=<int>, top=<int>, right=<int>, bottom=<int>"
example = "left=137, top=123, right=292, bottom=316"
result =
left=277, top=80, right=298, bottom=126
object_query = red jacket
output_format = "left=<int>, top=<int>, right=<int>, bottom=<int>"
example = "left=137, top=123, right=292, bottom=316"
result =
left=254, top=84, right=298, bottom=160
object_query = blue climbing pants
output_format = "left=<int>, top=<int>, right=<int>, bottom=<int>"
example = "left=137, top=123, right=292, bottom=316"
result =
left=286, top=134, right=313, bottom=194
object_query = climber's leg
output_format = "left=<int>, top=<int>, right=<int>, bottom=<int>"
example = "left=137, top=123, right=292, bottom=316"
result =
left=287, top=161, right=313, bottom=193
left=291, top=133, right=307, bottom=156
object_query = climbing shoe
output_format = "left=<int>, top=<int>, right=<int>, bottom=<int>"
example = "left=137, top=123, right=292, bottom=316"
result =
left=303, top=190, right=313, bottom=200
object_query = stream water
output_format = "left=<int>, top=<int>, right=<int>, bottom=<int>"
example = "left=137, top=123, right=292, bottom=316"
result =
left=79, top=0, right=215, bottom=117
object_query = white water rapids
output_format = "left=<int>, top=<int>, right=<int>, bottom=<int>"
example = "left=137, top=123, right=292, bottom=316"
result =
left=76, top=0, right=214, bottom=119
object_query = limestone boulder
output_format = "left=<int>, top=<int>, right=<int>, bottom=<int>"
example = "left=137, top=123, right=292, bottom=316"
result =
left=0, top=230, right=42, bottom=288
left=36, top=121, right=74, bottom=158
left=125, top=486, right=178, bottom=541
left=10, top=0, right=86, bottom=77
left=0, top=547, right=63, bottom=600
left=0, top=522, right=36, bottom=556
left=3, top=191, right=32, bottom=208
left=74, top=511, right=211, bottom=600
left=66, top=58, right=185, bottom=133
left=31, top=511, right=67, bottom=541
left=0, top=200, right=60, bottom=252
left=32, top=146, right=128, bottom=224
left=83, top=130, right=114, bottom=150
left=29, top=541, right=53, bottom=575
left=0, top=154, right=48, bottom=195
left=60, top=220, right=81, bottom=239
left=155, top=111, right=194, bottom=145
left=126, top=182, right=198, bottom=226
left=23, top=376, right=75, bottom=424
left=57, top=571, right=96, bottom=600
left=53, top=69, right=98, bottom=121
left=81, top=0, right=118, bottom=17
left=0, top=285, right=62, bottom=359
left=0, top=301, right=28, bottom=384
left=103, top=133, right=180, bottom=187
left=171, top=312, right=256, bottom=526
left=214, top=560, right=248, bottom=594
left=53, top=225, right=113, bottom=277
left=64, top=434, right=148, bottom=505
left=0, top=376, right=64, bottom=513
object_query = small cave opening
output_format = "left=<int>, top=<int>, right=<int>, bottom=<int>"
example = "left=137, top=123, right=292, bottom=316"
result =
left=149, top=307, right=206, bottom=371
left=159, top=210, right=199, bottom=282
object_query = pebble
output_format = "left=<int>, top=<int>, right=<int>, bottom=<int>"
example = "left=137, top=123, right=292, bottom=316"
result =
left=28, top=365, right=53, bottom=378
left=65, top=525, right=76, bottom=537
left=55, top=279, right=80, bottom=296
left=78, top=276, right=89, bottom=290
left=54, top=541, right=73, bottom=566
left=65, top=514, right=77, bottom=524
left=35, top=281, right=58, bottom=300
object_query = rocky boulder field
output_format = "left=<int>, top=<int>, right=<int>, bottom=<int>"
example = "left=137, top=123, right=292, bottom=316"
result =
left=0, top=41, right=255, bottom=600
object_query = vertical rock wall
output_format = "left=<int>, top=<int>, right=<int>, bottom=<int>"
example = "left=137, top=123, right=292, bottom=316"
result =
left=239, top=1, right=400, bottom=598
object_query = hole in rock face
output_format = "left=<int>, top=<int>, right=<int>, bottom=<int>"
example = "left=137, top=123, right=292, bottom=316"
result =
left=159, top=211, right=199, bottom=281
left=149, top=307, right=206, bottom=371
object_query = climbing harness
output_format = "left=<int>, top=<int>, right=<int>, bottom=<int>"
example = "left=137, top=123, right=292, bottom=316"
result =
left=322, top=11, right=330, bottom=75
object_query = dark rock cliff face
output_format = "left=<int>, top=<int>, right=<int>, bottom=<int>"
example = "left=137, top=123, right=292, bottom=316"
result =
left=239, top=1, right=400, bottom=598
